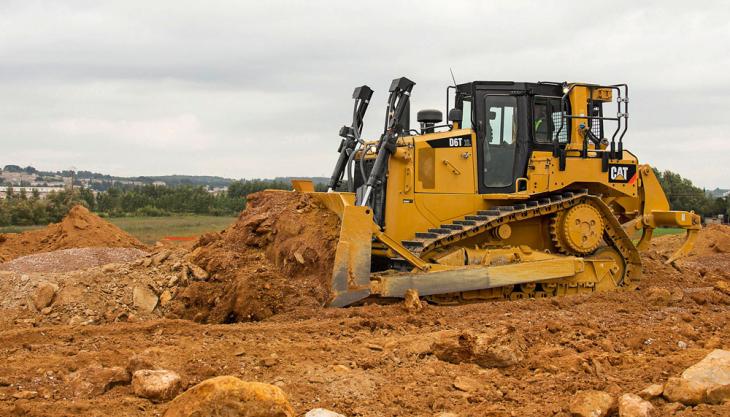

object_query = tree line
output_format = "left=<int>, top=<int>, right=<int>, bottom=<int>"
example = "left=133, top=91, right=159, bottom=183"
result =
left=0, top=179, right=306, bottom=226
left=654, top=170, right=728, bottom=220
left=0, top=171, right=726, bottom=227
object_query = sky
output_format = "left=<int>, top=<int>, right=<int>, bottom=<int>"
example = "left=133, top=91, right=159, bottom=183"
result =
left=0, top=1, right=729, bottom=188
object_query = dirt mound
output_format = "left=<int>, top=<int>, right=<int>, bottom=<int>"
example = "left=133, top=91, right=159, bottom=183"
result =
left=649, top=224, right=730, bottom=260
left=0, top=192, right=341, bottom=328
left=184, top=190, right=341, bottom=322
left=0, top=205, right=145, bottom=262
left=643, top=225, right=730, bottom=285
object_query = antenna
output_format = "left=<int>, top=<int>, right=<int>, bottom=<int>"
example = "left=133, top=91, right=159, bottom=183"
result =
left=449, top=68, right=458, bottom=86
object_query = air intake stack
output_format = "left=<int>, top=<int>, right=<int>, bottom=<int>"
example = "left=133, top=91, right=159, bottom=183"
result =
left=417, top=109, right=443, bottom=134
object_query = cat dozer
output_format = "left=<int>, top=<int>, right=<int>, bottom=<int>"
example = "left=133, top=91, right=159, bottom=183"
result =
left=292, top=78, right=701, bottom=307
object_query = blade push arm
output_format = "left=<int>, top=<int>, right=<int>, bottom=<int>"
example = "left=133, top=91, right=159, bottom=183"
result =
left=359, top=77, right=415, bottom=206
left=327, top=85, right=374, bottom=192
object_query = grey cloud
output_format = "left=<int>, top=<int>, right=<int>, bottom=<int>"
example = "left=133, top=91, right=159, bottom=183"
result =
left=0, top=0, right=728, bottom=186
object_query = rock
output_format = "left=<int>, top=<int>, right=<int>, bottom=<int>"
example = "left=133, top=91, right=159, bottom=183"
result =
left=669, top=287, right=684, bottom=303
left=160, top=290, right=173, bottom=306
left=638, top=384, right=664, bottom=399
left=677, top=341, right=688, bottom=349
left=163, top=376, right=294, bottom=417
left=261, top=354, right=280, bottom=368
left=133, top=286, right=159, bottom=313
left=618, top=393, right=655, bottom=417
left=664, top=349, right=730, bottom=405
left=432, top=329, right=525, bottom=368
left=293, top=251, right=305, bottom=264
left=12, top=390, right=37, bottom=399
left=706, top=383, right=730, bottom=404
left=179, top=265, right=190, bottom=281
left=305, top=409, right=346, bottom=417
left=168, top=275, right=180, bottom=287
left=152, top=250, right=172, bottom=266
left=403, top=288, right=423, bottom=312
left=66, top=364, right=131, bottom=398
left=453, top=376, right=479, bottom=392
left=681, top=349, right=730, bottom=389
left=646, top=287, right=671, bottom=307
left=663, top=377, right=706, bottom=405
left=41, top=307, right=52, bottom=315
left=713, top=236, right=730, bottom=253
left=661, top=403, right=684, bottom=414
left=102, top=263, right=116, bottom=273
left=32, top=281, right=58, bottom=310
left=132, top=369, right=182, bottom=402
left=127, top=350, right=164, bottom=374
left=714, top=280, right=730, bottom=296
left=704, top=336, right=722, bottom=349
left=331, top=364, right=349, bottom=373
left=433, top=414, right=458, bottom=417
left=188, top=264, right=209, bottom=281
left=569, top=390, right=616, bottom=417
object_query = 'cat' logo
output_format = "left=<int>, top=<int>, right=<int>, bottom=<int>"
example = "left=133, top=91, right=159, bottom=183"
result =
left=608, top=163, right=637, bottom=184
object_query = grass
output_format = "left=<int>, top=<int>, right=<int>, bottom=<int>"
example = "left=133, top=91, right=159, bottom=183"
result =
left=107, top=215, right=237, bottom=244
left=651, top=227, right=684, bottom=237
left=0, top=215, right=237, bottom=244
left=0, top=225, right=45, bottom=234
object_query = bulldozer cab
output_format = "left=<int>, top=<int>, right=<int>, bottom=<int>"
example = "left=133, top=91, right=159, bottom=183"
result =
left=456, top=81, right=603, bottom=194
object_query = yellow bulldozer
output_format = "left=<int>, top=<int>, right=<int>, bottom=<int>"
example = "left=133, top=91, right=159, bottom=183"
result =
left=292, top=78, right=700, bottom=307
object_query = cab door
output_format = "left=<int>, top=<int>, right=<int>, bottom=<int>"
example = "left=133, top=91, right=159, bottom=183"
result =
left=474, top=93, right=528, bottom=194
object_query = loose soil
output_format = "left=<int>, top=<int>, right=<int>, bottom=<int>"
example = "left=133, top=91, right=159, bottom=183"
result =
left=185, top=190, right=340, bottom=322
left=0, top=206, right=145, bottom=262
left=0, top=193, right=728, bottom=417
left=0, top=247, right=147, bottom=274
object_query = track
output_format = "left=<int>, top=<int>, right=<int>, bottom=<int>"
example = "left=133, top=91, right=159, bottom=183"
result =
left=399, top=190, right=642, bottom=296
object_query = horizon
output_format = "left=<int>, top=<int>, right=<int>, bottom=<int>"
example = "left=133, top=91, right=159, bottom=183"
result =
left=0, top=162, right=726, bottom=190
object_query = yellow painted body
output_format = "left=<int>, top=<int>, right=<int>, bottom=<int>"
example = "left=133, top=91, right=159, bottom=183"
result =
left=292, top=84, right=701, bottom=306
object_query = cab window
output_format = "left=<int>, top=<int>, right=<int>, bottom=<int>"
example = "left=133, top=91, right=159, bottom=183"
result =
left=534, top=97, right=568, bottom=144
left=461, top=99, right=472, bottom=129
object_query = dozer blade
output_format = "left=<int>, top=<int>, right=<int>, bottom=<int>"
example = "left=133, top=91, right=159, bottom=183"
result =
left=305, top=191, right=374, bottom=307
left=373, top=257, right=584, bottom=298
left=329, top=205, right=374, bottom=306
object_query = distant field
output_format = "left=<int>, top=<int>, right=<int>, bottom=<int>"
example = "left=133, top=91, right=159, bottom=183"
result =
left=0, top=219, right=686, bottom=245
left=108, top=216, right=236, bottom=244
left=0, top=225, right=45, bottom=234
left=0, top=215, right=237, bottom=244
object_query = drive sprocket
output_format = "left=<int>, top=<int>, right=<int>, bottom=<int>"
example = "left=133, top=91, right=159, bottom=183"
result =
left=550, top=203, right=605, bottom=255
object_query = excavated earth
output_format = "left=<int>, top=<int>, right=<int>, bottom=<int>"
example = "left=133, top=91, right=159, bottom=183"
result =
left=0, top=192, right=728, bottom=417
left=0, top=205, right=145, bottom=263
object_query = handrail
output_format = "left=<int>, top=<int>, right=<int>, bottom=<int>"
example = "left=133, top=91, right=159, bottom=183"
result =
left=555, top=82, right=629, bottom=161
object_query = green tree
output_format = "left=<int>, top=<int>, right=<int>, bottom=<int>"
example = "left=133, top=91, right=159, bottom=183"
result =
left=654, top=169, right=721, bottom=219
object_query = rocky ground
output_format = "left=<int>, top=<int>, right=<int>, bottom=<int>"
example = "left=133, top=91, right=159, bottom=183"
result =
left=0, top=195, right=728, bottom=416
